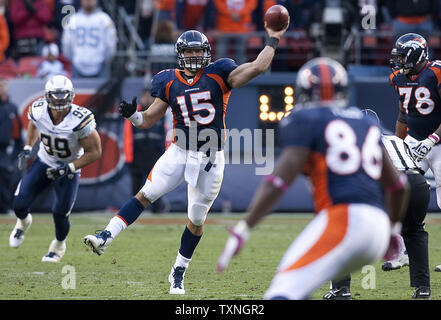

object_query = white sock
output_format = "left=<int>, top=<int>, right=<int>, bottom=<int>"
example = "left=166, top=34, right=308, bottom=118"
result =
left=174, top=251, right=191, bottom=269
left=17, top=214, right=32, bottom=231
left=105, top=216, right=127, bottom=238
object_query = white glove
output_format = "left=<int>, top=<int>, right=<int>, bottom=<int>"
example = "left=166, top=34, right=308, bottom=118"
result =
left=217, top=220, right=251, bottom=273
left=411, top=136, right=436, bottom=162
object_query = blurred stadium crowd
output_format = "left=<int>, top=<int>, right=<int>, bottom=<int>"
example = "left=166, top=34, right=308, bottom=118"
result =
left=1, top=0, right=441, bottom=80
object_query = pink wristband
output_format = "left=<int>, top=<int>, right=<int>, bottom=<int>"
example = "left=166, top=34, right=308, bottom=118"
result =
left=429, top=133, right=440, bottom=143
left=265, top=174, right=289, bottom=192
left=386, top=173, right=408, bottom=193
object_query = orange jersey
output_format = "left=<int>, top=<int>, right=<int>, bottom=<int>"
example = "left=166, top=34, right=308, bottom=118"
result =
left=214, top=0, right=257, bottom=33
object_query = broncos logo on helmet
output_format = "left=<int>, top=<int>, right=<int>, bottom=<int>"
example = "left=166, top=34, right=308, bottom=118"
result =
left=295, top=57, right=348, bottom=108
left=390, top=33, right=428, bottom=75
left=175, top=30, right=211, bottom=72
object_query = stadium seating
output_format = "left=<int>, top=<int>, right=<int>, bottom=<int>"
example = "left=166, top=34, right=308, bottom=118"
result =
left=16, top=56, right=44, bottom=78
left=0, top=59, right=17, bottom=78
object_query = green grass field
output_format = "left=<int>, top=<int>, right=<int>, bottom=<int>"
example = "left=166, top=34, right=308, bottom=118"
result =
left=1, top=212, right=441, bottom=300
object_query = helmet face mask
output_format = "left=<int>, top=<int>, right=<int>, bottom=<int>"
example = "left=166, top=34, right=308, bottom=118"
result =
left=45, top=75, right=75, bottom=111
left=295, top=57, right=348, bottom=109
left=176, top=30, right=211, bottom=72
left=390, top=33, right=428, bottom=75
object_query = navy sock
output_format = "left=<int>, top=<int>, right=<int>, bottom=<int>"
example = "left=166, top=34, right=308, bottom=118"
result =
left=179, top=226, right=202, bottom=259
left=53, top=215, right=70, bottom=241
left=117, top=197, right=145, bottom=226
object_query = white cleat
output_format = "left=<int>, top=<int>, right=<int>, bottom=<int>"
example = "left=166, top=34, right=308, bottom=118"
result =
left=382, top=250, right=409, bottom=271
left=9, top=214, right=32, bottom=248
left=83, top=230, right=113, bottom=256
left=169, top=266, right=186, bottom=294
left=42, top=239, right=66, bottom=263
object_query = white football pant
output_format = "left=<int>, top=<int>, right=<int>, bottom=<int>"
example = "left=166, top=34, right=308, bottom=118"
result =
left=263, top=203, right=390, bottom=300
left=140, top=143, right=224, bottom=226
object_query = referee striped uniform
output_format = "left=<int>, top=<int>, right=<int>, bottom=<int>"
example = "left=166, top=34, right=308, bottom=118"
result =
left=382, top=135, right=421, bottom=174
left=383, top=135, right=430, bottom=291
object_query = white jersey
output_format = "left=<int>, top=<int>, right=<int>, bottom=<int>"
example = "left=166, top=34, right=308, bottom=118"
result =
left=61, top=8, right=117, bottom=76
left=28, top=99, right=96, bottom=169
left=382, top=135, right=420, bottom=172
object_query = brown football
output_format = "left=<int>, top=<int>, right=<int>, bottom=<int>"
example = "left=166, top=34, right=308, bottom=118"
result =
left=264, top=5, right=289, bottom=31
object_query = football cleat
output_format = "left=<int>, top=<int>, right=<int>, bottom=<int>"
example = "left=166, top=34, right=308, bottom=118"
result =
left=322, top=287, right=351, bottom=300
left=382, top=250, right=409, bottom=271
left=412, top=286, right=431, bottom=299
left=9, top=214, right=32, bottom=248
left=434, top=265, right=441, bottom=272
left=83, top=230, right=113, bottom=255
left=42, top=239, right=66, bottom=263
left=169, top=266, right=186, bottom=294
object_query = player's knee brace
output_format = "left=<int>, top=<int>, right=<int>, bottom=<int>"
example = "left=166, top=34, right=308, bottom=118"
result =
left=188, top=202, right=210, bottom=226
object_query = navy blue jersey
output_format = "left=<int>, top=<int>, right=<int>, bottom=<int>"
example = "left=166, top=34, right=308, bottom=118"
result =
left=390, top=60, right=441, bottom=140
left=151, top=58, right=238, bottom=150
left=279, top=106, right=384, bottom=213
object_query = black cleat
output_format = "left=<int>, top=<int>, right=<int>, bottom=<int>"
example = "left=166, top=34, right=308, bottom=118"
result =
left=323, top=287, right=351, bottom=300
left=412, top=286, right=431, bottom=299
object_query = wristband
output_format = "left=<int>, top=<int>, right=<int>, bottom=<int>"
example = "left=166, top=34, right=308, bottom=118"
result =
left=267, top=37, right=279, bottom=49
left=24, top=145, right=32, bottom=151
left=385, top=173, right=407, bottom=192
left=428, top=133, right=440, bottom=144
left=265, top=174, right=289, bottom=192
left=128, top=111, right=143, bottom=126
left=68, top=162, right=76, bottom=173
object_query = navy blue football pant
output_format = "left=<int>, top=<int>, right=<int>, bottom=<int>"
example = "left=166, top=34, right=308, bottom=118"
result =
left=13, top=157, right=80, bottom=241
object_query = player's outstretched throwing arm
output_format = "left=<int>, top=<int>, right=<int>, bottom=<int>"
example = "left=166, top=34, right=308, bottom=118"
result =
left=226, top=20, right=289, bottom=89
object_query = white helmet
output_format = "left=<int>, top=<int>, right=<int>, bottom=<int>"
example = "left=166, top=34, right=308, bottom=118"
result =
left=45, top=75, right=75, bottom=111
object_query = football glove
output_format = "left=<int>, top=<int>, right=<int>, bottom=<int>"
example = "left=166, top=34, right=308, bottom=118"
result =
left=217, top=220, right=250, bottom=273
left=411, top=137, right=437, bottom=162
left=17, top=146, right=32, bottom=170
left=118, top=96, right=137, bottom=118
left=383, top=222, right=402, bottom=261
left=46, top=163, right=75, bottom=180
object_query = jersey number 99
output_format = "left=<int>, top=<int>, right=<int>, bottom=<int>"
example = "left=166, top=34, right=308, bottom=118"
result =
left=41, top=134, right=72, bottom=159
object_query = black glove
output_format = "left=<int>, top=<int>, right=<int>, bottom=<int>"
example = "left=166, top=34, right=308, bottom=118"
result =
left=118, top=97, right=138, bottom=118
left=17, top=149, right=31, bottom=170
left=46, top=163, right=75, bottom=180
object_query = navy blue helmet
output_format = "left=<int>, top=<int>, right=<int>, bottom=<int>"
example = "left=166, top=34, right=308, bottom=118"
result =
left=175, top=30, right=211, bottom=72
left=390, top=33, right=428, bottom=75
left=295, top=57, right=348, bottom=108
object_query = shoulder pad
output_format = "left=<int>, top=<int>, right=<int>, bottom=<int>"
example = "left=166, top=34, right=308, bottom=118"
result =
left=28, top=99, right=47, bottom=122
